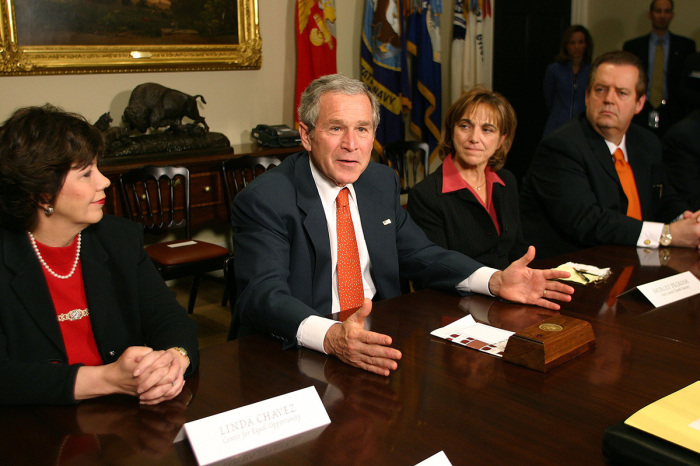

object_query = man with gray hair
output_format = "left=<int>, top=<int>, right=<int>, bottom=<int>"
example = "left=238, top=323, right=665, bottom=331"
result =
left=230, top=74, right=573, bottom=375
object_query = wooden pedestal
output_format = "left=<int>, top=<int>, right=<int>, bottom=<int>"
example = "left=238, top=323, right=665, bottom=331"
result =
left=502, top=315, right=595, bottom=372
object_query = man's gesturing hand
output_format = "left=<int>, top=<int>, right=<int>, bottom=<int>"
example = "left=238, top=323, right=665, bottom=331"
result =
left=489, top=246, right=574, bottom=310
left=323, top=299, right=402, bottom=376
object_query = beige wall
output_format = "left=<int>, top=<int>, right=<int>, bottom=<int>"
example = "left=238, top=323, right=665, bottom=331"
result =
left=2, top=1, right=699, bottom=145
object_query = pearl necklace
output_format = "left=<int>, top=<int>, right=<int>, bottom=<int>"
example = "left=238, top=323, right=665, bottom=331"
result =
left=28, top=231, right=81, bottom=279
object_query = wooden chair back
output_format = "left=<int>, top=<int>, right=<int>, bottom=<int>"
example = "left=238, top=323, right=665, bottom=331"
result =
left=383, top=141, right=430, bottom=193
left=221, top=155, right=282, bottom=219
left=119, top=165, right=191, bottom=238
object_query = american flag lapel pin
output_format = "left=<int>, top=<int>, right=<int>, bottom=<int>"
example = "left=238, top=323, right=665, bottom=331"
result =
left=383, top=219, right=392, bottom=225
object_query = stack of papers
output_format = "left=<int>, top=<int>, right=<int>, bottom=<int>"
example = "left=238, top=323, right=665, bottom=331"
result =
left=554, top=262, right=611, bottom=285
left=431, top=315, right=514, bottom=357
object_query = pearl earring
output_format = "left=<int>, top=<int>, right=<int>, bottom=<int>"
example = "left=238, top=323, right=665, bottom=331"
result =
left=44, top=206, right=54, bottom=216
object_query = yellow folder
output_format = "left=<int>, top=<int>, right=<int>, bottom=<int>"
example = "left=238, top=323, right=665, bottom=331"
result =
left=625, top=381, right=700, bottom=453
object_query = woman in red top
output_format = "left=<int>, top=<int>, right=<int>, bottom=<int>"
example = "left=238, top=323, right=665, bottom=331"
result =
left=408, top=87, right=528, bottom=270
left=0, top=105, right=198, bottom=405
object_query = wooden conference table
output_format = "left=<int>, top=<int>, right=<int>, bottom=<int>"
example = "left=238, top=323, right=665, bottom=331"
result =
left=2, top=245, right=700, bottom=465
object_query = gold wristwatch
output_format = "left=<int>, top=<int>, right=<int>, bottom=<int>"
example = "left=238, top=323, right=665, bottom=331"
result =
left=660, top=224, right=672, bottom=247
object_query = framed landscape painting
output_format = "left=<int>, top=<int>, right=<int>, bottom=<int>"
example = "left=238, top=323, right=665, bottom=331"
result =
left=0, top=0, right=261, bottom=75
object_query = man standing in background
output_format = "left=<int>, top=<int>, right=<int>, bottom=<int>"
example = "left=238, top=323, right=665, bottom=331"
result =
left=623, top=0, right=696, bottom=136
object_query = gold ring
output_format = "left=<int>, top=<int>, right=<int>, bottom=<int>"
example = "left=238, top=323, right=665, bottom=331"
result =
left=543, top=289, right=547, bottom=297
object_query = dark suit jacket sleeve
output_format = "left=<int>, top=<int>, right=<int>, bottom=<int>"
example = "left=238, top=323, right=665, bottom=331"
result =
left=499, top=171, right=530, bottom=263
left=0, top=335, right=80, bottom=406
left=525, top=125, right=644, bottom=247
left=663, top=111, right=700, bottom=210
left=681, top=53, right=700, bottom=110
left=104, top=219, right=200, bottom=372
left=623, top=37, right=649, bottom=68
left=232, top=179, right=323, bottom=347
left=0, top=216, right=198, bottom=406
left=523, top=117, right=689, bottom=256
left=85, top=217, right=199, bottom=376
left=380, top=166, right=485, bottom=291
left=232, top=157, right=485, bottom=349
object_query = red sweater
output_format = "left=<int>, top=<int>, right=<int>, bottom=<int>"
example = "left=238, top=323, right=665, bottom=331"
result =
left=35, top=236, right=102, bottom=366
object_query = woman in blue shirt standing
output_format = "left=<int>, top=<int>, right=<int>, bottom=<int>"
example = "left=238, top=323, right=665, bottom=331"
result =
left=542, top=25, right=594, bottom=136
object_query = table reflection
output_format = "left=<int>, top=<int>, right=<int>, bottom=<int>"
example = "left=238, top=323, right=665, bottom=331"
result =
left=458, top=294, right=559, bottom=332
left=1, top=388, right=192, bottom=465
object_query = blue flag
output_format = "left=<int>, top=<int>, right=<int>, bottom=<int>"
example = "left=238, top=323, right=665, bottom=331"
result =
left=407, top=1, right=442, bottom=165
left=360, top=0, right=410, bottom=155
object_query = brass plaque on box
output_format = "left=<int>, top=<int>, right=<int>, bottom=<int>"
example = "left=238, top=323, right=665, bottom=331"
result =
left=502, top=315, right=595, bottom=372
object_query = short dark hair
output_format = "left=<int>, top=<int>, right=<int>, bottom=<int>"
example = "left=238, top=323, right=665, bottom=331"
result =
left=587, top=51, right=648, bottom=100
left=440, top=86, right=517, bottom=171
left=0, top=104, right=105, bottom=231
left=650, top=0, right=673, bottom=12
left=555, top=25, right=594, bottom=64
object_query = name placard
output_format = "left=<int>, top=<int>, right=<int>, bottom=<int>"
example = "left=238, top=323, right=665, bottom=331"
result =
left=635, top=271, right=700, bottom=308
left=184, top=386, right=330, bottom=465
left=416, top=451, right=453, bottom=465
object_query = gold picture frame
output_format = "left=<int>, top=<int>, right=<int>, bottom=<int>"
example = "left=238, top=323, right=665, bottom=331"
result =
left=0, top=0, right=261, bottom=75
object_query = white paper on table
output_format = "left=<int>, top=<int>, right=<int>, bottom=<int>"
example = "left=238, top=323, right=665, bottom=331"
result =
left=431, top=315, right=514, bottom=357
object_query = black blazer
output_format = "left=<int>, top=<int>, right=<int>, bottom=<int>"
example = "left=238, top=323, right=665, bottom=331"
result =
left=663, top=109, right=700, bottom=211
left=681, top=52, right=700, bottom=112
left=231, top=152, right=484, bottom=347
left=0, top=215, right=198, bottom=405
left=624, top=33, right=697, bottom=132
left=520, top=113, right=687, bottom=258
left=407, top=166, right=528, bottom=269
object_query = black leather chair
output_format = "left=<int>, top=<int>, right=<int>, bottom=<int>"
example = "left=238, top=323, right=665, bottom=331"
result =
left=119, top=165, right=231, bottom=313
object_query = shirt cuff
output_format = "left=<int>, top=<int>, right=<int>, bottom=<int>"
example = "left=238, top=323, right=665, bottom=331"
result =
left=296, top=315, right=340, bottom=354
left=636, top=221, right=664, bottom=248
left=456, top=266, right=499, bottom=297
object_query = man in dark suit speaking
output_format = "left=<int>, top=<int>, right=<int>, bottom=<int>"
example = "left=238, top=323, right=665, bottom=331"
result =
left=231, top=74, right=573, bottom=376
left=623, top=0, right=696, bottom=135
left=521, top=51, right=700, bottom=259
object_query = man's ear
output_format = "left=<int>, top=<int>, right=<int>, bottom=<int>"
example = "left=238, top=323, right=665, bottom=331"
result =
left=299, top=122, right=313, bottom=152
left=635, top=94, right=646, bottom=115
